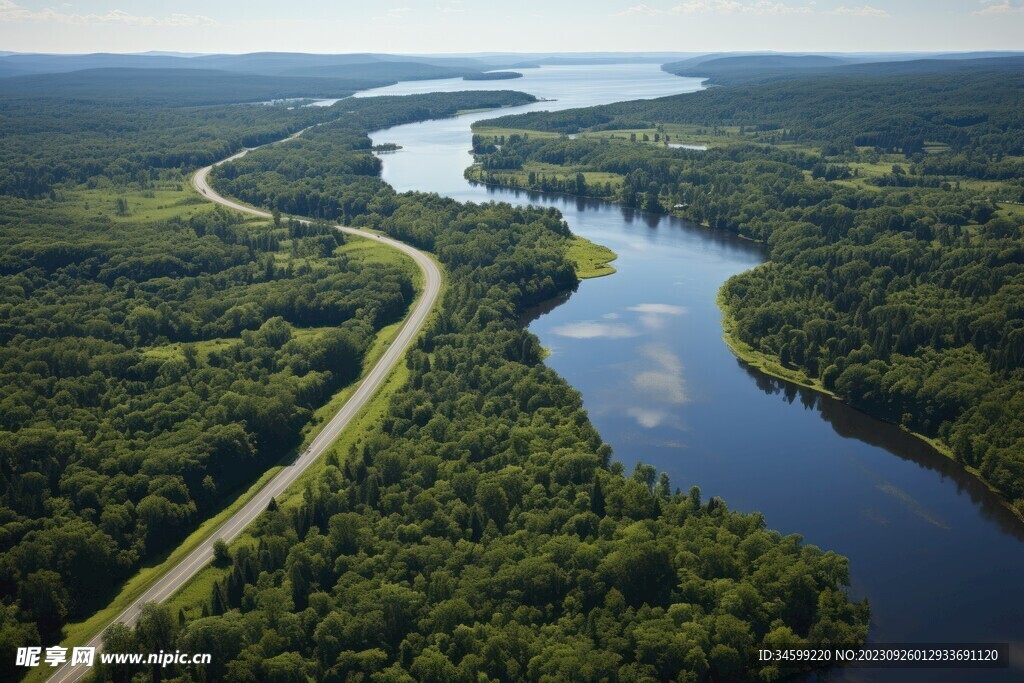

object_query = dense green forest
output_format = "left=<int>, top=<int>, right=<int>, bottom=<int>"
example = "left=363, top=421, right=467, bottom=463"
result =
left=660, top=54, right=1024, bottom=86
left=469, top=66, right=1024, bottom=515
left=207, top=91, right=536, bottom=222
left=0, top=191, right=418, bottom=671
left=73, top=90, right=870, bottom=682
left=152, top=195, right=864, bottom=683
left=0, top=68, right=367, bottom=106
left=0, top=97, right=335, bottom=199
left=0, top=72, right=869, bottom=680
left=0, top=88, right=537, bottom=678
left=481, top=69, right=1024, bottom=159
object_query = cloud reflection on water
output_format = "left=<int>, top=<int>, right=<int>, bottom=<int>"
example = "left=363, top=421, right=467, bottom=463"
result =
left=550, top=303, right=690, bottom=429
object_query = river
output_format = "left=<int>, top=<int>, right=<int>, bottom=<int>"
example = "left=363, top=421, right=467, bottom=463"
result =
left=345, top=64, right=1024, bottom=681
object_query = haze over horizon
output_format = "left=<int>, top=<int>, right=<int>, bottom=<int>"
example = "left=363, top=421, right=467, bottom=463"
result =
left=1, top=0, right=1022, bottom=55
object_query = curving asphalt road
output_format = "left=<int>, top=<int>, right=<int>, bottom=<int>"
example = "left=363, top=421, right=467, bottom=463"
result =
left=48, top=132, right=441, bottom=683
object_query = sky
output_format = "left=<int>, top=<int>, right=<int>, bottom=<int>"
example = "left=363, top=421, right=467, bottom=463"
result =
left=0, top=0, right=1022, bottom=55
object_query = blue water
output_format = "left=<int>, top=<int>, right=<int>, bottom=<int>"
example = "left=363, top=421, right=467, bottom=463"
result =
left=358, top=65, right=1024, bottom=681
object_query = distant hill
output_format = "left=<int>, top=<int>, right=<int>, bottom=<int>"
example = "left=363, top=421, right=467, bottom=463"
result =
left=0, top=52, right=514, bottom=101
left=668, top=54, right=850, bottom=70
left=188, top=52, right=490, bottom=75
left=663, top=53, right=1024, bottom=85
left=0, top=68, right=368, bottom=106
left=835, top=56, right=1024, bottom=76
left=663, top=54, right=852, bottom=84
left=0, top=51, right=498, bottom=80
left=0, top=52, right=193, bottom=77
left=930, top=51, right=1024, bottom=61
left=276, top=61, right=476, bottom=81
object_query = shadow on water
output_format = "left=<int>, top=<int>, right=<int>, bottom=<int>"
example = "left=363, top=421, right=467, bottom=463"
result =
left=473, top=179, right=767, bottom=257
left=739, top=360, right=1024, bottom=540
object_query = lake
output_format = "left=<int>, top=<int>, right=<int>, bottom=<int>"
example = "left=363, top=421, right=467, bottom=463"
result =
left=357, top=64, right=1024, bottom=681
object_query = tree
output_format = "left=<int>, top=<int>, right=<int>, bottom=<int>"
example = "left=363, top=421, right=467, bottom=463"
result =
left=213, top=539, right=232, bottom=565
left=18, top=570, right=69, bottom=644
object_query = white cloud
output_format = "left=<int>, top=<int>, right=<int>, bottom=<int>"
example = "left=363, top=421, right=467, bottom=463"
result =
left=382, top=7, right=411, bottom=19
left=0, top=1, right=215, bottom=26
left=975, top=0, right=1024, bottom=14
left=617, top=3, right=664, bottom=15
left=833, top=5, right=889, bottom=16
left=671, top=0, right=811, bottom=14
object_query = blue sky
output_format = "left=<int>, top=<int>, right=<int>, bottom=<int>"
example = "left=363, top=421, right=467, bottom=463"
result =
left=0, top=0, right=1021, bottom=54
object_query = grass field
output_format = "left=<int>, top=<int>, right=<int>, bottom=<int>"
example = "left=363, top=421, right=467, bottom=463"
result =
left=60, top=175, right=221, bottom=223
left=567, top=235, right=617, bottom=279
left=1000, top=202, right=1024, bottom=218
left=472, top=125, right=561, bottom=141
left=466, top=163, right=625, bottom=194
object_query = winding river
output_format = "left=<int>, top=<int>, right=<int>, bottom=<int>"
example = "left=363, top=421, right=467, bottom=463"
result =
left=340, top=64, right=1023, bottom=681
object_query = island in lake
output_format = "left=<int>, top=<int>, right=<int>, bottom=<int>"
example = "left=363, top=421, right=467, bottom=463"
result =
left=464, top=71, right=523, bottom=80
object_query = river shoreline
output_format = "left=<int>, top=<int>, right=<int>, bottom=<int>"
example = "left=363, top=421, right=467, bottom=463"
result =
left=717, top=291, right=1024, bottom=526
left=472, top=164, right=1024, bottom=527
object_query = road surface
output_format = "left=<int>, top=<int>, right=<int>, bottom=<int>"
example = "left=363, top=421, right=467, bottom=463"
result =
left=49, top=131, right=441, bottom=683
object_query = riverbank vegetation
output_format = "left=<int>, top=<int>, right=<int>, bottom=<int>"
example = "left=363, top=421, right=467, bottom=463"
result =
left=470, top=64, right=1024, bottom=517
left=208, top=91, right=536, bottom=223
left=568, top=236, right=618, bottom=278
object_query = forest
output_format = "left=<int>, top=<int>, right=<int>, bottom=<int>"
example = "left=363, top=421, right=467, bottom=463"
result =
left=140, top=179, right=865, bottom=683
left=468, top=64, right=1024, bottom=516
left=0, top=85, right=871, bottom=682
left=207, top=91, right=536, bottom=223
left=0, top=88, right=540, bottom=679
left=0, top=52, right=883, bottom=679
left=481, top=68, right=1024, bottom=159
left=0, top=191, right=419, bottom=672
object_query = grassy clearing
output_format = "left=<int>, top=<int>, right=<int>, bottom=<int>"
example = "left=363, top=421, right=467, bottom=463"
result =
left=59, top=176, right=227, bottom=224
left=343, top=233, right=421, bottom=287
left=999, top=202, right=1024, bottom=217
left=465, top=164, right=625, bottom=193
left=522, top=161, right=624, bottom=186
left=567, top=235, right=617, bottom=279
left=471, top=125, right=561, bottom=141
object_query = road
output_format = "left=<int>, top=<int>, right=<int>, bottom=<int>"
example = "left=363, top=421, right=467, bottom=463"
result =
left=49, top=133, right=441, bottom=683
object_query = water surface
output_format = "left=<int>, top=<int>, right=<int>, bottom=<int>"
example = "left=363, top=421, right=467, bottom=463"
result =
left=359, top=65, right=1024, bottom=681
